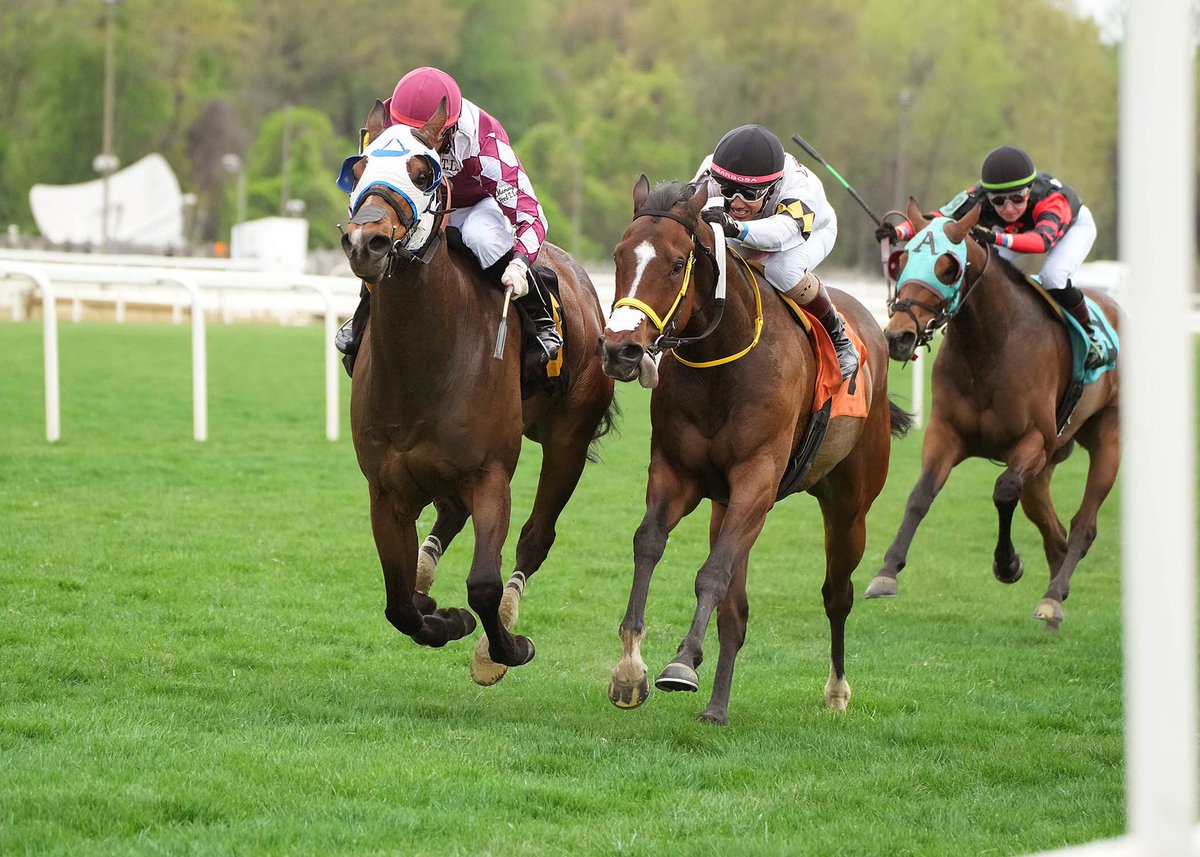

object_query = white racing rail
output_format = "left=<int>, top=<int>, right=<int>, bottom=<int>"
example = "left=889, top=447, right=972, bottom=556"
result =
left=0, top=260, right=357, bottom=442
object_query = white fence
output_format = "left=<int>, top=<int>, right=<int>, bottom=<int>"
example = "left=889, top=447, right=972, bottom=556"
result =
left=0, top=255, right=358, bottom=442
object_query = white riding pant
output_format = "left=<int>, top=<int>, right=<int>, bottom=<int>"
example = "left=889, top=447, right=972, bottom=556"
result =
left=739, top=228, right=837, bottom=298
left=447, top=195, right=514, bottom=268
left=998, top=204, right=1096, bottom=291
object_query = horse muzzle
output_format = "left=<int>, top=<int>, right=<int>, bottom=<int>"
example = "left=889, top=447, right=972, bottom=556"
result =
left=600, top=336, right=659, bottom=388
left=884, top=326, right=918, bottom=362
left=341, top=207, right=396, bottom=281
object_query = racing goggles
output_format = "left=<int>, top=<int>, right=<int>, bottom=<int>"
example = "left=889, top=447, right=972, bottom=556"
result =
left=986, top=188, right=1030, bottom=207
left=715, top=177, right=776, bottom=205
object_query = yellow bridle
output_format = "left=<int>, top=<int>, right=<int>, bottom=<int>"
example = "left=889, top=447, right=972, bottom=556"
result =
left=611, top=252, right=695, bottom=336
left=612, top=246, right=763, bottom=369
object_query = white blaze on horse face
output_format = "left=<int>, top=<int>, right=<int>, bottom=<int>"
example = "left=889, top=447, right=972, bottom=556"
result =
left=604, top=240, right=657, bottom=333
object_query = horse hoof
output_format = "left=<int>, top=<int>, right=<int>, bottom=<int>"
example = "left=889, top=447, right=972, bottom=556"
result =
left=654, top=662, right=699, bottom=693
left=470, top=633, right=508, bottom=686
left=863, top=575, right=898, bottom=599
left=697, top=708, right=729, bottom=726
left=609, top=676, right=650, bottom=709
left=1033, top=598, right=1064, bottom=632
left=993, top=556, right=1024, bottom=584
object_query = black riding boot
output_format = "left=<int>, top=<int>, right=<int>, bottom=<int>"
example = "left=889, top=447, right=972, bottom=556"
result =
left=334, top=286, right=371, bottom=378
left=517, top=276, right=563, bottom=365
left=818, top=305, right=859, bottom=381
left=1051, top=283, right=1105, bottom=370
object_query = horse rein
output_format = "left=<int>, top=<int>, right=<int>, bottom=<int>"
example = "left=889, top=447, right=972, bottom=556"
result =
left=888, top=232, right=992, bottom=350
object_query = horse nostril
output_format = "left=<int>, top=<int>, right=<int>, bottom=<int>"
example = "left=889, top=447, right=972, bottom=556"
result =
left=618, top=343, right=644, bottom=364
left=367, top=234, right=392, bottom=256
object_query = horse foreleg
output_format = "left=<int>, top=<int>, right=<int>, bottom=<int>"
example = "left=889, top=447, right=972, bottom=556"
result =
left=370, top=490, right=476, bottom=648
left=609, top=462, right=700, bottom=710
left=462, top=466, right=533, bottom=686
left=416, top=495, right=470, bottom=595
left=659, top=461, right=773, bottom=701
left=865, top=422, right=961, bottom=598
left=993, top=434, right=1049, bottom=585
left=1038, top=411, right=1120, bottom=630
left=699, top=505, right=748, bottom=726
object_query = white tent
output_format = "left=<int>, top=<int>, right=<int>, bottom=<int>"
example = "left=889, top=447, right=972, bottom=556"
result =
left=29, top=153, right=184, bottom=250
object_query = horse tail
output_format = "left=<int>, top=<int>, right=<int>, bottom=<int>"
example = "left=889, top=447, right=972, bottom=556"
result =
left=888, top=399, right=915, bottom=439
left=587, top=398, right=622, bottom=463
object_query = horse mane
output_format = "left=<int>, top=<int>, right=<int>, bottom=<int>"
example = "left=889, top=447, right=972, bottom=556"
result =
left=640, top=180, right=693, bottom=214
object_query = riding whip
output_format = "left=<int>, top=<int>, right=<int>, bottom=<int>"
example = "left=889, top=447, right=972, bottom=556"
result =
left=493, top=285, right=514, bottom=360
left=790, top=134, right=884, bottom=227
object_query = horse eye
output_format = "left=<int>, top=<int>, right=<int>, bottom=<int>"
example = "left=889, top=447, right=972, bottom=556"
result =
left=935, top=252, right=962, bottom=285
left=671, top=259, right=685, bottom=275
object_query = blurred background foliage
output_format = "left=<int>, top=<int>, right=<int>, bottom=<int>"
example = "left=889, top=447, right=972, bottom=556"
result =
left=0, top=0, right=1129, bottom=265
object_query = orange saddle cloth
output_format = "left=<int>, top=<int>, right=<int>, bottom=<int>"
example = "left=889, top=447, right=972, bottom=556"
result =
left=781, top=297, right=870, bottom=419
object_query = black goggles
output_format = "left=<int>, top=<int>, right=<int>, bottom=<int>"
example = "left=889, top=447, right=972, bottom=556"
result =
left=986, top=188, right=1030, bottom=206
left=715, top=177, right=776, bottom=203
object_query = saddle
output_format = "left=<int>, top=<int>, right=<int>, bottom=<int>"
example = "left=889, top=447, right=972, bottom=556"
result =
left=1018, top=274, right=1119, bottom=434
left=444, top=228, right=568, bottom=399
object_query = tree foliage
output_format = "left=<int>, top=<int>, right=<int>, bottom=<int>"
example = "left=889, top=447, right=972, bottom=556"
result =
left=0, top=0, right=1128, bottom=260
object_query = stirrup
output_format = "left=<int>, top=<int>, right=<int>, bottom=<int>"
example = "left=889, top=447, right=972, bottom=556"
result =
left=833, top=340, right=859, bottom=381
left=1084, top=340, right=1105, bottom=371
left=334, top=318, right=355, bottom=355
left=533, top=324, right=562, bottom=364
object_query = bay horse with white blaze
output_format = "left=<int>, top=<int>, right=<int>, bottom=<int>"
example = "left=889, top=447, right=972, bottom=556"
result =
left=865, top=199, right=1120, bottom=631
left=340, top=98, right=614, bottom=683
left=600, top=177, right=911, bottom=725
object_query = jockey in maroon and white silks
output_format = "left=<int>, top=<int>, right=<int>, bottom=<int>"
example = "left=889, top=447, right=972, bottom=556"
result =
left=383, top=92, right=548, bottom=271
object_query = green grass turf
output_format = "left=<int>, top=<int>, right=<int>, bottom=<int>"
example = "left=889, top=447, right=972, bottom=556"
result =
left=0, top=322, right=1124, bottom=855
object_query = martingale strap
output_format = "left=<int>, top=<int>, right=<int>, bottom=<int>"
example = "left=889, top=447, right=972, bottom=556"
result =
left=674, top=247, right=763, bottom=368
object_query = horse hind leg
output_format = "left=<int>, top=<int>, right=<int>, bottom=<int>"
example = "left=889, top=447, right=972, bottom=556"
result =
left=1038, top=415, right=1120, bottom=630
left=1018, top=465, right=1068, bottom=628
left=416, top=496, right=470, bottom=595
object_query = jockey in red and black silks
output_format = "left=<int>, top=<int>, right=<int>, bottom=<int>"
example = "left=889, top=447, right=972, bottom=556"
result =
left=877, top=144, right=1104, bottom=370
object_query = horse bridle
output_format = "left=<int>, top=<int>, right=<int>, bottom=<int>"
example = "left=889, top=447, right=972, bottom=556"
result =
left=888, top=232, right=992, bottom=350
left=348, top=181, right=451, bottom=271
left=612, top=208, right=724, bottom=356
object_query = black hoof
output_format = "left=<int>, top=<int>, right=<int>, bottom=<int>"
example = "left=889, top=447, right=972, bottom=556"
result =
left=654, top=662, right=699, bottom=693
left=993, top=556, right=1024, bottom=584
left=413, top=592, right=437, bottom=614
left=697, top=708, right=729, bottom=726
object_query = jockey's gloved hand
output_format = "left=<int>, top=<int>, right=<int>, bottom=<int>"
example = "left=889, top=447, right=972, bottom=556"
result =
left=970, top=225, right=1001, bottom=245
left=501, top=255, right=530, bottom=297
left=701, top=207, right=745, bottom=239
left=874, top=218, right=914, bottom=244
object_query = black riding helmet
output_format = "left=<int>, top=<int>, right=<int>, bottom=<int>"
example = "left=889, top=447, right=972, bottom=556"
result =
left=980, top=145, right=1037, bottom=191
left=711, top=125, right=785, bottom=186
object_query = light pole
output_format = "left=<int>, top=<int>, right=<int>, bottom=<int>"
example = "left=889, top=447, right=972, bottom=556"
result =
left=95, top=0, right=122, bottom=253
left=893, top=88, right=913, bottom=209
left=221, top=153, right=247, bottom=225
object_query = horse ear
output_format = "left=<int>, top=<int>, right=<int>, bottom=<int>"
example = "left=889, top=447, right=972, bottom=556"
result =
left=415, top=98, right=448, bottom=149
left=366, top=100, right=387, bottom=144
left=907, top=196, right=930, bottom=231
left=633, top=174, right=650, bottom=213
left=685, top=181, right=709, bottom=221
left=943, top=203, right=981, bottom=244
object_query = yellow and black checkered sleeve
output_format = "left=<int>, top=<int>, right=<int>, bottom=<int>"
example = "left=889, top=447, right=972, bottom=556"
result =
left=775, top=198, right=815, bottom=239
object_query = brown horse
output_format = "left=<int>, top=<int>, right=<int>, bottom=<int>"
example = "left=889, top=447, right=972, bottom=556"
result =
left=340, top=99, right=615, bottom=683
left=599, top=177, right=911, bottom=725
left=865, top=200, right=1121, bottom=630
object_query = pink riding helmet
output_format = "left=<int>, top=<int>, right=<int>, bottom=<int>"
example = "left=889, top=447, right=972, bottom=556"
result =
left=388, top=67, right=463, bottom=128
